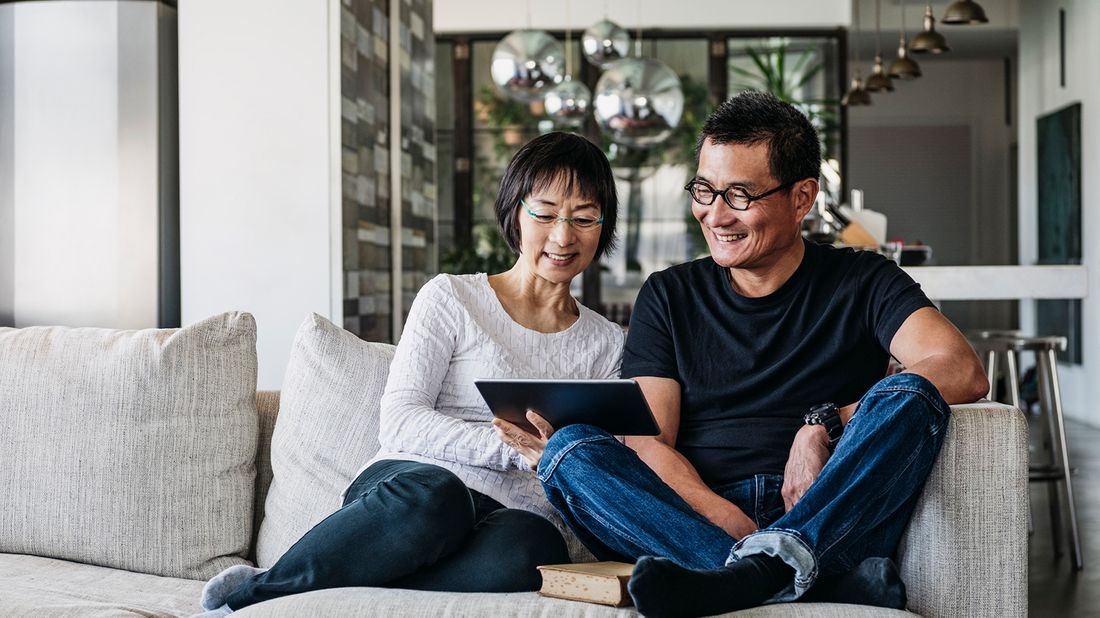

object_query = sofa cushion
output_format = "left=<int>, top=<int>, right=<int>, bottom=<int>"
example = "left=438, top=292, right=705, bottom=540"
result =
left=255, top=313, right=395, bottom=567
left=234, top=587, right=913, bottom=617
left=0, top=313, right=258, bottom=580
left=0, top=552, right=204, bottom=617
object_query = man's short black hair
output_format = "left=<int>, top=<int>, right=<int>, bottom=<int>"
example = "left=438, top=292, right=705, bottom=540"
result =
left=696, top=91, right=821, bottom=185
left=495, top=132, right=618, bottom=260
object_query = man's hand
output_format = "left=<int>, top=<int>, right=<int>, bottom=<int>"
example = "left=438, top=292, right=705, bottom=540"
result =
left=781, top=424, right=832, bottom=512
left=714, top=503, right=760, bottom=540
left=493, top=410, right=555, bottom=470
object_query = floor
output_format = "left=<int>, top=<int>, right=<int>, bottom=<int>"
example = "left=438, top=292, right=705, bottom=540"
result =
left=1027, top=415, right=1099, bottom=617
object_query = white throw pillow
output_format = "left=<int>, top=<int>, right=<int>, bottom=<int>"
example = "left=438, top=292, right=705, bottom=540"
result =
left=255, top=313, right=395, bottom=568
left=0, top=313, right=258, bottom=579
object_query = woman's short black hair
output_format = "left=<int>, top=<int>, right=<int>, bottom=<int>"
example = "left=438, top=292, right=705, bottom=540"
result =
left=695, top=91, right=821, bottom=185
left=495, top=132, right=618, bottom=260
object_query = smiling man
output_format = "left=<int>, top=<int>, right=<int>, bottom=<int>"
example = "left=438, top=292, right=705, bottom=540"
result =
left=495, top=92, right=989, bottom=617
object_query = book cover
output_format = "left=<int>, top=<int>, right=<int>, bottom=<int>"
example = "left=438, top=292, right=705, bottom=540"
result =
left=536, top=561, right=635, bottom=607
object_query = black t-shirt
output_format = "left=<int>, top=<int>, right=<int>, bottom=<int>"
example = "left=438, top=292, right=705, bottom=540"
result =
left=622, top=239, right=935, bottom=487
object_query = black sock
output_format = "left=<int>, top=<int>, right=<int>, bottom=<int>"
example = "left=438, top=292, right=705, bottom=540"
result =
left=627, top=553, right=795, bottom=618
left=800, top=557, right=907, bottom=609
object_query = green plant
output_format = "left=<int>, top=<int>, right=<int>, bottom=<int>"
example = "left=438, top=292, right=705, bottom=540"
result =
left=439, top=222, right=516, bottom=275
left=728, top=40, right=840, bottom=155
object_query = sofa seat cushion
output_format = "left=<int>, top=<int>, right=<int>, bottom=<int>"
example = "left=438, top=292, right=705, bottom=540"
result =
left=234, top=587, right=915, bottom=617
left=0, top=553, right=204, bottom=617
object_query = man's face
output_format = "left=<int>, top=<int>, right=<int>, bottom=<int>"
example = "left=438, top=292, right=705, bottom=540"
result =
left=691, top=139, right=812, bottom=270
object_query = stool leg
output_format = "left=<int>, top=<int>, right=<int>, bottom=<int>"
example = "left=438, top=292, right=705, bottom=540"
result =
left=1043, top=348, right=1084, bottom=571
left=1006, top=350, right=1022, bottom=412
left=985, top=350, right=998, bottom=401
left=1037, top=358, right=1064, bottom=558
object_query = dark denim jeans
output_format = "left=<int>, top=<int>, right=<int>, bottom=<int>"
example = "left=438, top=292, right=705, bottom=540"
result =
left=538, top=373, right=951, bottom=603
left=226, top=460, right=569, bottom=610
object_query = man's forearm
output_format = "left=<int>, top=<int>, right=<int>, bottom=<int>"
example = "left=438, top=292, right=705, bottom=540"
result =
left=626, top=436, right=757, bottom=539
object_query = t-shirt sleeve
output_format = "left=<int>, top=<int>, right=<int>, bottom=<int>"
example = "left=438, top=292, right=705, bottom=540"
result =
left=862, top=256, right=937, bottom=353
left=621, top=275, right=680, bottom=381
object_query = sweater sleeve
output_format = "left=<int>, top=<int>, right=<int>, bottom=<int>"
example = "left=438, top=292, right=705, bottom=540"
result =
left=378, top=275, right=523, bottom=471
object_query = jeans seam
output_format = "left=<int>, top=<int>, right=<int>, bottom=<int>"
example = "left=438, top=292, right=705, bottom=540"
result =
left=867, top=384, right=950, bottom=416
left=565, top=496, right=648, bottom=556
left=816, top=428, right=934, bottom=563
left=538, top=434, right=615, bottom=483
left=754, top=475, right=764, bottom=527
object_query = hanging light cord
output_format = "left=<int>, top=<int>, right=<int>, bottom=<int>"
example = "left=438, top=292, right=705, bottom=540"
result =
left=875, top=0, right=882, bottom=57
left=565, top=0, right=572, bottom=76
left=852, top=0, right=862, bottom=66
left=898, top=0, right=906, bottom=38
left=635, top=0, right=643, bottom=57
left=526, top=0, right=532, bottom=30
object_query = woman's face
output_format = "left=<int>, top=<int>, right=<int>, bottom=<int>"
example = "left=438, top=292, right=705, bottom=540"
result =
left=514, top=180, right=604, bottom=285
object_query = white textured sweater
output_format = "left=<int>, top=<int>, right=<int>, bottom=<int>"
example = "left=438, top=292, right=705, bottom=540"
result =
left=364, top=273, right=624, bottom=560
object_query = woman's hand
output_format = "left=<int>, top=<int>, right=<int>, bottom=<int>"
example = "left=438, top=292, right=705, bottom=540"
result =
left=493, top=410, right=556, bottom=470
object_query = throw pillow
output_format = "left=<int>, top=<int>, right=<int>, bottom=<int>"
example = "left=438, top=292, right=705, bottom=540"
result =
left=0, top=312, right=258, bottom=579
left=255, top=313, right=394, bottom=567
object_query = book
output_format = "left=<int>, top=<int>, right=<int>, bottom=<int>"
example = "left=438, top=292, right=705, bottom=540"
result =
left=536, top=561, right=635, bottom=607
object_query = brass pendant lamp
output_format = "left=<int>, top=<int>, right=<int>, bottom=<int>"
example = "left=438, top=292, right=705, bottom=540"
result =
left=888, top=0, right=921, bottom=80
left=843, top=0, right=872, bottom=106
left=864, top=0, right=894, bottom=92
left=911, top=4, right=951, bottom=53
left=942, top=0, right=990, bottom=25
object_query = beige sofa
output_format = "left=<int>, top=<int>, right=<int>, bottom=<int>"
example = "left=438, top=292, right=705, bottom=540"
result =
left=0, top=313, right=1028, bottom=617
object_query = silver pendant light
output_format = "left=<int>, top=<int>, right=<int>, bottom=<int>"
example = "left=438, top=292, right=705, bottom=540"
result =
left=864, top=0, right=894, bottom=92
left=942, top=0, right=990, bottom=25
left=911, top=4, right=951, bottom=53
left=888, top=0, right=921, bottom=80
left=594, top=4, right=683, bottom=146
left=544, top=1, right=591, bottom=127
left=843, top=0, right=872, bottom=106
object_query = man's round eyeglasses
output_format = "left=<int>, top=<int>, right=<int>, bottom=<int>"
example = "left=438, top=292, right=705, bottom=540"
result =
left=684, top=179, right=797, bottom=211
left=521, top=199, right=604, bottom=230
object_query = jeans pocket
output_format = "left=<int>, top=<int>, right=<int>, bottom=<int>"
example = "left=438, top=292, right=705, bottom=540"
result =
left=756, top=474, right=786, bottom=528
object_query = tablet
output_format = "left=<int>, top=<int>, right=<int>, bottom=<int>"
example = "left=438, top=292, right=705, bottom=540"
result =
left=474, top=378, right=660, bottom=436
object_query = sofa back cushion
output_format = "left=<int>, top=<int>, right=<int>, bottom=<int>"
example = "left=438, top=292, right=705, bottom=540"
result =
left=0, top=313, right=258, bottom=579
left=255, top=313, right=394, bottom=568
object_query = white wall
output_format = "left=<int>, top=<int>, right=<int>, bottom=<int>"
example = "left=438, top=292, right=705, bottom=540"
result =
left=435, top=0, right=849, bottom=32
left=850, top=57, right=1015, bottom=266
left=178, top=1, right=341, bottom=389
left=1019, top=0, right=1100, bottom=426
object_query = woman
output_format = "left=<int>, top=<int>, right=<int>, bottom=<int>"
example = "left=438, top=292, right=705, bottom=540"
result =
left=198, top=132, right=623, bottom=615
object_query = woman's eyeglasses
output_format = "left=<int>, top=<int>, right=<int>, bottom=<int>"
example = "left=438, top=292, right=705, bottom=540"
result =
left=521, top=200, right=604, bottom=230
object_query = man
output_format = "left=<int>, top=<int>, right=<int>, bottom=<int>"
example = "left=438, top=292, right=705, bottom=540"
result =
left=495, top=92, right=988, bottom=617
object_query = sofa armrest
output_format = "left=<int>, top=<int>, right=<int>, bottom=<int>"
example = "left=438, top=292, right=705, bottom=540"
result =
left=248, top=391, right=281, bottom=563
left=896, top=402, right=1028, bottom=618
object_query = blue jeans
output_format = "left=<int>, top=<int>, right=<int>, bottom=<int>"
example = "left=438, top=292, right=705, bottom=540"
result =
left=226, top=460, right=569, bottom=609
left=538, top=373, right=951, bottom=603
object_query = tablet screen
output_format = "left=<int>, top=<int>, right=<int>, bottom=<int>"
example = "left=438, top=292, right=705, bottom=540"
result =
left=475, top=379, right=660, bottom=436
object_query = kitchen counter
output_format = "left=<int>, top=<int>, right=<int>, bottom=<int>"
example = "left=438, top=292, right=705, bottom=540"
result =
left=902, top=265, right=1088, bottom=300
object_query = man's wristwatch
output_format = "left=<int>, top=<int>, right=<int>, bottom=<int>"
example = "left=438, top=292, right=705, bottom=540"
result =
left=804, top=403, right=844, bottom=451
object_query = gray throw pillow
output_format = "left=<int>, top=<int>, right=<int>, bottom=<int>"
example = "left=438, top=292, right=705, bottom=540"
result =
left=0, top=312, right=258, bottom=579
left=255, top=313, right=394, bottom=568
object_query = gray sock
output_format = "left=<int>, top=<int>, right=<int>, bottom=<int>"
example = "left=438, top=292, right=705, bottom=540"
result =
left=200, top=565, right=266, bottom=610
left=191, top=603, right=233, bottom=618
